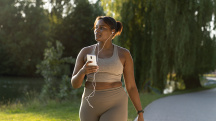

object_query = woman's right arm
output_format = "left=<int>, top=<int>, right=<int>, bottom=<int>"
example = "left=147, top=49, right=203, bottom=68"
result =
left=71, top=47, right=98, bottom=89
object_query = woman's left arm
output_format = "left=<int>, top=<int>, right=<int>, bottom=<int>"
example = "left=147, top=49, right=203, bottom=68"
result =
left=123, top=49, right=144, bottom=121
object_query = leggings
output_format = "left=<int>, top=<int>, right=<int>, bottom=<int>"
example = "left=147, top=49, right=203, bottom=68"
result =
left=79, top=86, right=128, bottom=121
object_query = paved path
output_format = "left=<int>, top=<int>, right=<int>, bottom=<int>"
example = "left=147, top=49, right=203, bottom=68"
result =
left=135, top=88, right=216, bottom=121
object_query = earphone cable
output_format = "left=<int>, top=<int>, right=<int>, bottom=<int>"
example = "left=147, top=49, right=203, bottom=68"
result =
left=85, top=33, right=113, bottom=108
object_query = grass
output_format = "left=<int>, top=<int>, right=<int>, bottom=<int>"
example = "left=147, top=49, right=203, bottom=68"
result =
left=127, top=92, right=164, bottom=120
left=0, top=85, right=216, bottom=121
left=0, top=98, right=80, bottom=121
left=0, top=93, right=163, bottom=121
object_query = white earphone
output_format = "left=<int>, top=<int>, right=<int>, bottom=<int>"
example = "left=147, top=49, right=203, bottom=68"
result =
left=85, top=30, right=115, bottom=108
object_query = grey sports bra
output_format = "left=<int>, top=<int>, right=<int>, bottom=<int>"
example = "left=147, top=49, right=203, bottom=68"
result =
left=87, top=44, right=123, bottom=82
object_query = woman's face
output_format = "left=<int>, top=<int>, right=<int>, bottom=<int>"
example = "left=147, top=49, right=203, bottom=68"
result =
left=94, top=19, right=113, bottom=42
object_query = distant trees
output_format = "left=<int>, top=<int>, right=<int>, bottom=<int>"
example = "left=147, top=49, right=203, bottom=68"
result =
left=1, top=0, right=216, bottom=93
left=0, top=0, right=104, bottom=76
left=0, top=0, right=49, bottom=76
left=36, top=0, right=104, bottom=99
left=101, top=0, right=216, bottom=92
left=51, top=0, right=104, bottom=58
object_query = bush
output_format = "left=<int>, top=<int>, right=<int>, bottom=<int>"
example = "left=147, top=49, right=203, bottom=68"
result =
left=36, top=40, right=76, bottom=100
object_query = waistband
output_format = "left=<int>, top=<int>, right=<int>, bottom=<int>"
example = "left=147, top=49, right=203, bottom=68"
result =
left=85, top=81, right=122, bottom=90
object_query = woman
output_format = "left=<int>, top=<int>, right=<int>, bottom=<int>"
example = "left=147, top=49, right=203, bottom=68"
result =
left=71, top=16, right=144, bottom=121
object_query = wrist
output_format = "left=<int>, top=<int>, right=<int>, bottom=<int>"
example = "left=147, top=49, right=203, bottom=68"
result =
left=138, top=113, right=143, bottom=116
left=80, top=68, right=86, bottom=75
left=137, top=110, right=144, bottom=114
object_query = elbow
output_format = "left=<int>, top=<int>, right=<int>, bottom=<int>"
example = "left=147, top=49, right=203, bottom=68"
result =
left=126, top=86, right=137, bottom=93
left=71, top=79, right=82, bottom=89
left=72, top=83, right=81, bottom=89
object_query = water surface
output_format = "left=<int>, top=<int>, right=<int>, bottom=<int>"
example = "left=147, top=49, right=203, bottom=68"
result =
left=0, top=76, right=44, bottom=102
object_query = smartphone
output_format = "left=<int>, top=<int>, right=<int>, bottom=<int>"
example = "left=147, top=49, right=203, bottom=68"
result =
left=87, top=54, right=97, bottom=66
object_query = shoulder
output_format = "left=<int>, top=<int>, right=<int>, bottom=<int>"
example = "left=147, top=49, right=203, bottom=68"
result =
left=116, top=45, right=131, bottom=58
left=116, top=45, right=133, bottom=67
left=76, top=44, right=96, bottom=61
left=79, top=44, right=96, bottom=56
left=81, top=44, right=95, bottom=53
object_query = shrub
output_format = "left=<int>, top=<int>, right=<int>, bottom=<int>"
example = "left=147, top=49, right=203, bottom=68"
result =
left=36, top=40, right=75, bottom=100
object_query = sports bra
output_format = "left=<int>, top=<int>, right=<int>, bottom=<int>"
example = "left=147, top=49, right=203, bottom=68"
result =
left=87, top=44, right=123, bottom=82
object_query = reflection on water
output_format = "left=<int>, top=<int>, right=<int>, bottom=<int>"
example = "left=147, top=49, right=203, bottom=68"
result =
left=0, top=76, right=44, bottom=102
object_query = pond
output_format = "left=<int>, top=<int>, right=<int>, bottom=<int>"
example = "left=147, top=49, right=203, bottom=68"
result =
left=0, top=76, right=44, bottom=102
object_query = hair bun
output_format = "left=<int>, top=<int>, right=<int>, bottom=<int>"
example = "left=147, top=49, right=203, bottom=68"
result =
left=116, top=21, right=123, bottom=36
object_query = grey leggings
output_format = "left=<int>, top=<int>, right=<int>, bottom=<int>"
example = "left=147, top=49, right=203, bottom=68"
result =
left=79, top=87, right=128, bottom=121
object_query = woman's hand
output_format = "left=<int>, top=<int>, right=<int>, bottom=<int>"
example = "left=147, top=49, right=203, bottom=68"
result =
left=81, top=61, right=99, bottom=75
left=138, top=113, right=144, bottom=121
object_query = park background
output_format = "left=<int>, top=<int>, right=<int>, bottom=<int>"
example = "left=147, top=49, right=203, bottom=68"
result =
left=1, top=0, right=216, bottom=120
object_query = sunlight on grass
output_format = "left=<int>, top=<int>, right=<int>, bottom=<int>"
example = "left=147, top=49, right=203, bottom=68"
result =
left=0, top=112, right=53, bottom=121
left=1, top=85, right=216, bottom=121
left=0, top=98, right=80, bottom=121
left=0, top=93, right=162, bottom=121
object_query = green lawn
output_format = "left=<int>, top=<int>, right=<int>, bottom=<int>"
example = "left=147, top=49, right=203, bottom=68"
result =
left=1, top=85, right=215, bottom=121
left=0, top=99, right=80, bottom=121
left=0, top=93, right=163, bottom=121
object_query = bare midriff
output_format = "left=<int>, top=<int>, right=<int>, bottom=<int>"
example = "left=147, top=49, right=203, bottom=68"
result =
left=85, top=81, right=122, bottom=90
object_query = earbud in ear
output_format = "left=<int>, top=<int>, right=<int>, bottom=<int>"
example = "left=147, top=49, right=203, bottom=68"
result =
left=112, top=32, right=114, bottom=34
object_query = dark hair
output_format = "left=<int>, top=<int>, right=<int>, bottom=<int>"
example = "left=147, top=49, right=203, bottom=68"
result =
left=94, top=16, right=123, bottom=38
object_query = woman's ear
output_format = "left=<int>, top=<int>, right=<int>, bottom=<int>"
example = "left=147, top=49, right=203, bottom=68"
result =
left=111, top=29, right=116, bottom=34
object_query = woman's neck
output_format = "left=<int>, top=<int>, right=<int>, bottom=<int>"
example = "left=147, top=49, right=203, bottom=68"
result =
left=97, top=41, right=113, bottom=50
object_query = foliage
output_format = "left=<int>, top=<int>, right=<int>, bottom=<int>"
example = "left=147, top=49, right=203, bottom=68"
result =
left=0, top=0, right=49, bottom=76
left=0, top=0, right=104, bottom=77
left=1, top=0, right=215, bottom=93
left=58, top=75, right=84, bottom=99
left=51, top=0, right=105, bottom=58
left=38, top=0, right=104, bottom=99
left=36, top=40, right=75, bottom=99
left=101, top=0, right=216, bottom=92
left=161, top=0, right=216, bottom=89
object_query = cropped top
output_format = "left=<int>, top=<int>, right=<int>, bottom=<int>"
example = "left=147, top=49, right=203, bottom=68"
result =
left=87, top=44, right=123, bottom=82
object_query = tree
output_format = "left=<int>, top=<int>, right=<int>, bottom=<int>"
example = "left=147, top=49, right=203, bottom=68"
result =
left=164, top=0, right=216, bottom=89
left=51, top=0, right=105, bottom=58
left=0, top=0, right=49, bottom=76
left=36, top=40, right=74, bottom=99
left=0, top=0, right=104, bottom=76
left=119, top=0, right=153, bottom=92
left=101, top=0, right=216, bottom=92
left=101, top=0, right=154, bottom=92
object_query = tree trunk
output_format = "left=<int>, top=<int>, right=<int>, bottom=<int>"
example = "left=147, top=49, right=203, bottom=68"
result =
left=183, top=74, right=201, bottom=89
